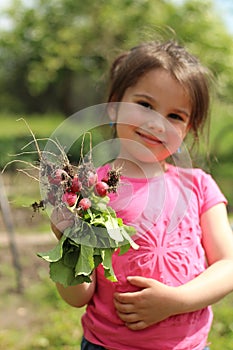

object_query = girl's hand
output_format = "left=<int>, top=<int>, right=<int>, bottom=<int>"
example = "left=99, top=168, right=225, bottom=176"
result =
left=114, top=276, right=179, bottom=330
left=50, top=206, right=74, bottom=240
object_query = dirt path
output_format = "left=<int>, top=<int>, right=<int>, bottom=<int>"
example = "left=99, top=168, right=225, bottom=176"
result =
left=0, top=231, right=56, bottom=247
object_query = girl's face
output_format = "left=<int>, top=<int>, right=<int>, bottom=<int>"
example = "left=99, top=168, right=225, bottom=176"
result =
left=111, top=68, right=191, bottom=166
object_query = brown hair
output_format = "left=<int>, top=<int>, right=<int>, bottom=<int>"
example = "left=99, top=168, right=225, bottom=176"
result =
left=107, top=40, right=212, bottom=140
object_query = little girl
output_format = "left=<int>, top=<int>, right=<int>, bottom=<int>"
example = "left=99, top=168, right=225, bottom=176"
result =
left=51, top=40, right=233, bottom=350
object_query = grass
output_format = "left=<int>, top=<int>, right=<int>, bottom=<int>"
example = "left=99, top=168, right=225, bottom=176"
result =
left=209, top=295, right=233, bottom=349
left=0, top=114, right=65, bottom=138
left=0, top=266, right=85, bottom=350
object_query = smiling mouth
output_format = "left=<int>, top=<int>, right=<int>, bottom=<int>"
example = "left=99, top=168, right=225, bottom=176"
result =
left=136, top=130, right=165, bottom=145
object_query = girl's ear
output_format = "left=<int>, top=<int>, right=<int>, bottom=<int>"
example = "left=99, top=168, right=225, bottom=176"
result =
left=107, top=102, right=117, bottom=122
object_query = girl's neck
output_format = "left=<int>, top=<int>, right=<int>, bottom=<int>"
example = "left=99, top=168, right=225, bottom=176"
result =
left=112, top=158, right=167, bottom=178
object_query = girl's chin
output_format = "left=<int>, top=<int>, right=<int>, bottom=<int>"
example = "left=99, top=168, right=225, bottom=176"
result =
left=126, top=155, right=167, bottom=165
left=134, top=151, right=169, bottom=163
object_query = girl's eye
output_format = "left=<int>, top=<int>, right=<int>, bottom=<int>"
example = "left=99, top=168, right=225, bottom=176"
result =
left=137, top=101, right=153, bottom=109
left=168, top=113, right=184, bottom=122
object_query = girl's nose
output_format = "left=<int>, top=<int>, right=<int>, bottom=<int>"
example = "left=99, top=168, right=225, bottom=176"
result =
left=146, top=117, right=166, bottom=133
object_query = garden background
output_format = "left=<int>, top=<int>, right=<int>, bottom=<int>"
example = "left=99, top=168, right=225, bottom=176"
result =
left=0, top=0, right=232, bottom=349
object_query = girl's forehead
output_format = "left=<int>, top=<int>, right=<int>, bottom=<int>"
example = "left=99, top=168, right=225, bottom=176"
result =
left=130, top=69, right=190, bottom=97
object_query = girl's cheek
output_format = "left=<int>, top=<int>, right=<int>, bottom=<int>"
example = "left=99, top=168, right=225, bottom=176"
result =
left=166, top=130, right=183, bottom=154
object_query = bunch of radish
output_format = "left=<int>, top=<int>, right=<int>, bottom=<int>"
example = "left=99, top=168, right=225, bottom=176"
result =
left=44, top=160, right=121, bottom=215
left=6, top=121, right=138, bottom=286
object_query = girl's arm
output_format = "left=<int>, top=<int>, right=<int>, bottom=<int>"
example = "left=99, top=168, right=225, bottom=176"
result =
left=177, top=202, right=233, bottom=308
left=114, top=203, right=233, bottom=330
left=56, top=271, right=96, bottom=308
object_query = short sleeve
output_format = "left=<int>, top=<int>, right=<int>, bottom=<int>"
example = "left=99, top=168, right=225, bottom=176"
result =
left=198, top=171, right=227, bottom=215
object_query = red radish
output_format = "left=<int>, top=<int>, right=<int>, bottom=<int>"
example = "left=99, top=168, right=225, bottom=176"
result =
left=95, top=181, right=109, bottom=197
left=70, top=175, right=82, bottom=193
left=87, top=171, right=98, bottom=187
left=49, top=169, right=67, bottom=185
left=62, top=191, right=77, bottom=207
left=78, top=198, right=91, bottom=210
left=101, top=176, right=109, bottom=183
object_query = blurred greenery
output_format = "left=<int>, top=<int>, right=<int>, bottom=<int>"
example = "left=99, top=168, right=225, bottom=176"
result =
left=201, top=101, right=233, bottom=211
left=0, top=114, right=64, bottom=172
left=209, top=295, right=233, bottom=349
left=0, top=114, right=64, bottom=138
left=0, top=264, right=85, bottom=350
left=0, top=0, right=232, bottom=114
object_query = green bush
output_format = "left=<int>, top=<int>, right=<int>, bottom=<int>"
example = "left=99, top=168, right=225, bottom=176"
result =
left=0, top=114, right=64, bottom=170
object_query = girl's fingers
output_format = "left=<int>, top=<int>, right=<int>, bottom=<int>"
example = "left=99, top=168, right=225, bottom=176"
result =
left=114, top=291, right=140, bottom=304
left=125, top=320, right=147, bottom=331
left=114, top=298, right=134, bottom=313
left=116, top=311, right=138, bottom=323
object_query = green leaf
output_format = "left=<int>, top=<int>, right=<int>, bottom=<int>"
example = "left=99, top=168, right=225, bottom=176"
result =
left=75, top=245, right=95, bottom=276
left=69, top=274, right=92, bottom=285
left=123, top=223, right=136, bottom=234
left=105, top=216, right=124, bottom=242
left=118, top=243, right=131, bottom=255
left=37, top=235, right=66, bottom=262
left=120, top=227, right=139, bottom=250
left=49, top=250, right=93, bottom=286
left=101, top=248, right=117, bottom=282
left=63, top=248, right=79, bottom=268
left=106, top=205, right=118, bottom=218
left=91, top=193, right=109, bottom=211
left=89, top=215, right=106, bottom=226
left=93, top=252, right=102, bottom=268
left=87, top=225, right=98, bottom=246
left=49, top=259, right=75, bottom=287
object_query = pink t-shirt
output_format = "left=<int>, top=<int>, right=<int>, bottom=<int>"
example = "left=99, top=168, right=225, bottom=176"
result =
left=82, top=164, right=227, bottom=350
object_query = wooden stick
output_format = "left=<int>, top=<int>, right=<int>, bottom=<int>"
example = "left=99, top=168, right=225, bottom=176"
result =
left=0, top=174, right=23, bottom=293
